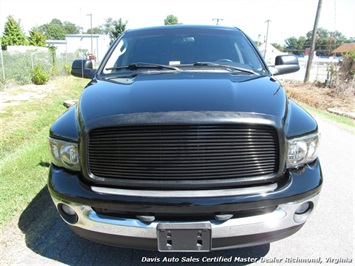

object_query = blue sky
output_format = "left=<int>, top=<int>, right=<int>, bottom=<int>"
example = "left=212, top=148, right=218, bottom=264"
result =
left=0, top=0, right=354, bottom=44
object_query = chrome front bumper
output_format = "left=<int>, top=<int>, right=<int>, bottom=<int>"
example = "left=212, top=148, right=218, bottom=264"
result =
left=51, top=192, right=320, bottom=250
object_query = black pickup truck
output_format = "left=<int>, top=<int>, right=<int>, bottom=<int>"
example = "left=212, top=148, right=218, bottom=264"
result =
left=48, top=25, right=322, bottom=252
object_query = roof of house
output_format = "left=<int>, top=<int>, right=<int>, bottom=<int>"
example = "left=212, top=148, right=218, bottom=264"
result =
left=332, top=43, right=355, bottom=54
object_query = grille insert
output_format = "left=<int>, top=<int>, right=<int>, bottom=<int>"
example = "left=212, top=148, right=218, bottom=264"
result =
left=88, top=124, right=279, bottom=188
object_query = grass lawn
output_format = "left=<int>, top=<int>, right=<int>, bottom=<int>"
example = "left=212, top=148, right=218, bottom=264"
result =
left=301, top=104, right=355, bottom=134
left=0, top=76, right=88, bottom=227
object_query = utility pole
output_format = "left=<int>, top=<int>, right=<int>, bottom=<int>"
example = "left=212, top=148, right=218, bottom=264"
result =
left=86, top=14, right=93, bottom=56
left=212, top=18, right=223, bottom=25
left=264, top=20, right=271, bottom=58
left=304, top=0, right=323, bottom=83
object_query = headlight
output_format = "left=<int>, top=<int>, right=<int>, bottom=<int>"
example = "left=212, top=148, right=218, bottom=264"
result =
left=287, top=133, right=320, bottom=169
left=49, top=138, right=80, bottom=171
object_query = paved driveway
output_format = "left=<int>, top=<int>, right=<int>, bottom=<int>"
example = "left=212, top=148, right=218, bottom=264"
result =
left=0, top=114, right=353, bottom=265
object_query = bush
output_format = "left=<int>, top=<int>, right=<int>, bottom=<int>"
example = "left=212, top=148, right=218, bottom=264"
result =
left=335, top=51, right=355, bottom=96
left=31, top=63, right=50, bottom=85
left=339, top=51, right=355, bottom=81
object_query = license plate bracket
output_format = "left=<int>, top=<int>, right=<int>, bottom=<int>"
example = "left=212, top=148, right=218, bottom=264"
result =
left=157, top=223, right=211, bottom=252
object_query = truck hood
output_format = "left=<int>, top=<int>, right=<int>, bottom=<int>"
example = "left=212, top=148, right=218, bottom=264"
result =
left=78, top=72, right=287, bottom=128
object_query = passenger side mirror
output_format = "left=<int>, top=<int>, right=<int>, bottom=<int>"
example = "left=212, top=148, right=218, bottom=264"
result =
left=269, top=55, right=300, bottom=76
left=71, top=59, right=96, bottom=79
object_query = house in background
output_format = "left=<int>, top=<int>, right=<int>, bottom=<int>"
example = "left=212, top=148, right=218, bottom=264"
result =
left=46, top=34, right=110, bottom=62
left=332, top=43, right=355, bottom=55
left=258, top=43, right=287, bottom=65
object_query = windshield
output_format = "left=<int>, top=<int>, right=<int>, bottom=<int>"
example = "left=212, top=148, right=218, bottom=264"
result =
left=101, top=26, right=266, bottom=76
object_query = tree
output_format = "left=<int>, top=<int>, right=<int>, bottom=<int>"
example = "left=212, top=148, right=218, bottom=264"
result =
left=103, top=18, right=127, bottom=44
left=164, top=15, right=179, bottom=25
left=36, top=19, right=65, bottom=40
left=271, top=43, right=284, bottom=52
left=35, top=19, right=81, bottom=40
left=86, top=27, right=104, bottom=34
left=28, top=29, right=46, bottom=46
left=284, top=29, right=351, bottom=56
left=305, top=28, right=348, bottom=56
left=1, top=16, right=27, bottom=50
left=63, top=21, right=82, bottom=35
left=284, top=36, right=307, bottom=55
left=82, top=18, right=127, bottom=43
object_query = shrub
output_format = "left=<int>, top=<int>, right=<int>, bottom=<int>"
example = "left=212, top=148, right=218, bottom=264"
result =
left=335, top=51, right=355, bottom=96
left=31, top=63, right=50, bottom=85
left=339, top=51, right=355, bottom=81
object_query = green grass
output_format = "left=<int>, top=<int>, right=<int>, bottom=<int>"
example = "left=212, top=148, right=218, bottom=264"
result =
left=300, top=103, right=355, bottom=134
left=0, top=76, right=88, bottom=227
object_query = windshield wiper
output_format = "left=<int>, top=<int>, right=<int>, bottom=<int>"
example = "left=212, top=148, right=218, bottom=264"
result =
left=106, top=62, right=180, bottom=71
left=193, top=62, right=259, bottom=75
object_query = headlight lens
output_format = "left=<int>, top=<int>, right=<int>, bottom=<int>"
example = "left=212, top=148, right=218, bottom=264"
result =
left=49, top=138, right=80, bottom=171
left=287, top=133, right=320, bottom=168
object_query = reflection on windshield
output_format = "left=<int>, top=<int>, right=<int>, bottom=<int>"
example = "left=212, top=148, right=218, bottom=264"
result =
left=102, top=28, right=266, bottom=76
left=103, top=40, right=127, bottom=74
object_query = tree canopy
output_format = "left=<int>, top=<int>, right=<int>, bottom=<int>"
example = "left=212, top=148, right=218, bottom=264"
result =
left=164, top=15, right=179, bottom=25
left=33, top=19, right=82, bottom=40
left=28, top=29, right=46, bottom=46
left=285, top=28, right=353, bottom=56
left=84, top=18, right=128, bottom=44
left=107, top=18, right=128, bottom=43
left=1, top=16, right=27, bottom=49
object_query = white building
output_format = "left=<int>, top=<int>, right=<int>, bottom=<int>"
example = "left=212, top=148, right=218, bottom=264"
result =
left=46, top=34, right=110, bottom=62
left=258, top=43, right=287, bottom=65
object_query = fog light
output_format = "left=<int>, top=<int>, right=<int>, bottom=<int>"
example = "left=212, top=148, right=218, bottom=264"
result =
left=58, top=203, right=78, bottom=224
left=294, top=201, right=313, bottom=223
left=61, top=204, right=76, bottom=216
left=296, top=202, right=310, bottom=214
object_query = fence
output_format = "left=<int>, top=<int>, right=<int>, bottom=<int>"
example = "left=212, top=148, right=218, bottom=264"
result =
left=0, top=49, right=80, bottom=89
left=278, top=57, right=339, bottom=84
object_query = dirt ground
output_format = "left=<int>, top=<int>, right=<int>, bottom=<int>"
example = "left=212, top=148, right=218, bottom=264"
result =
left=0, top=83, right=55, bottom=113
left=284, top=81, right=355, bottom=117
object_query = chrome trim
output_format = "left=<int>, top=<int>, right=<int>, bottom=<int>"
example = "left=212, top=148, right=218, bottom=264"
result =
left=51, top=193, right=320, bottom=241
left=91, top=183, right=277, bottom=198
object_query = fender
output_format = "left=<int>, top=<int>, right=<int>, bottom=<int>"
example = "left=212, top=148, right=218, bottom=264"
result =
left=284, top=100, right=318, bottom=138
left=49, top=106, right=79, bottom=141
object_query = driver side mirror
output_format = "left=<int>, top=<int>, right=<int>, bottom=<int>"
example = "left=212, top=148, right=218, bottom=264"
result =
left=269, top=55, right=300, bottom=76
left=71, top=59, right=96, bottom=79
